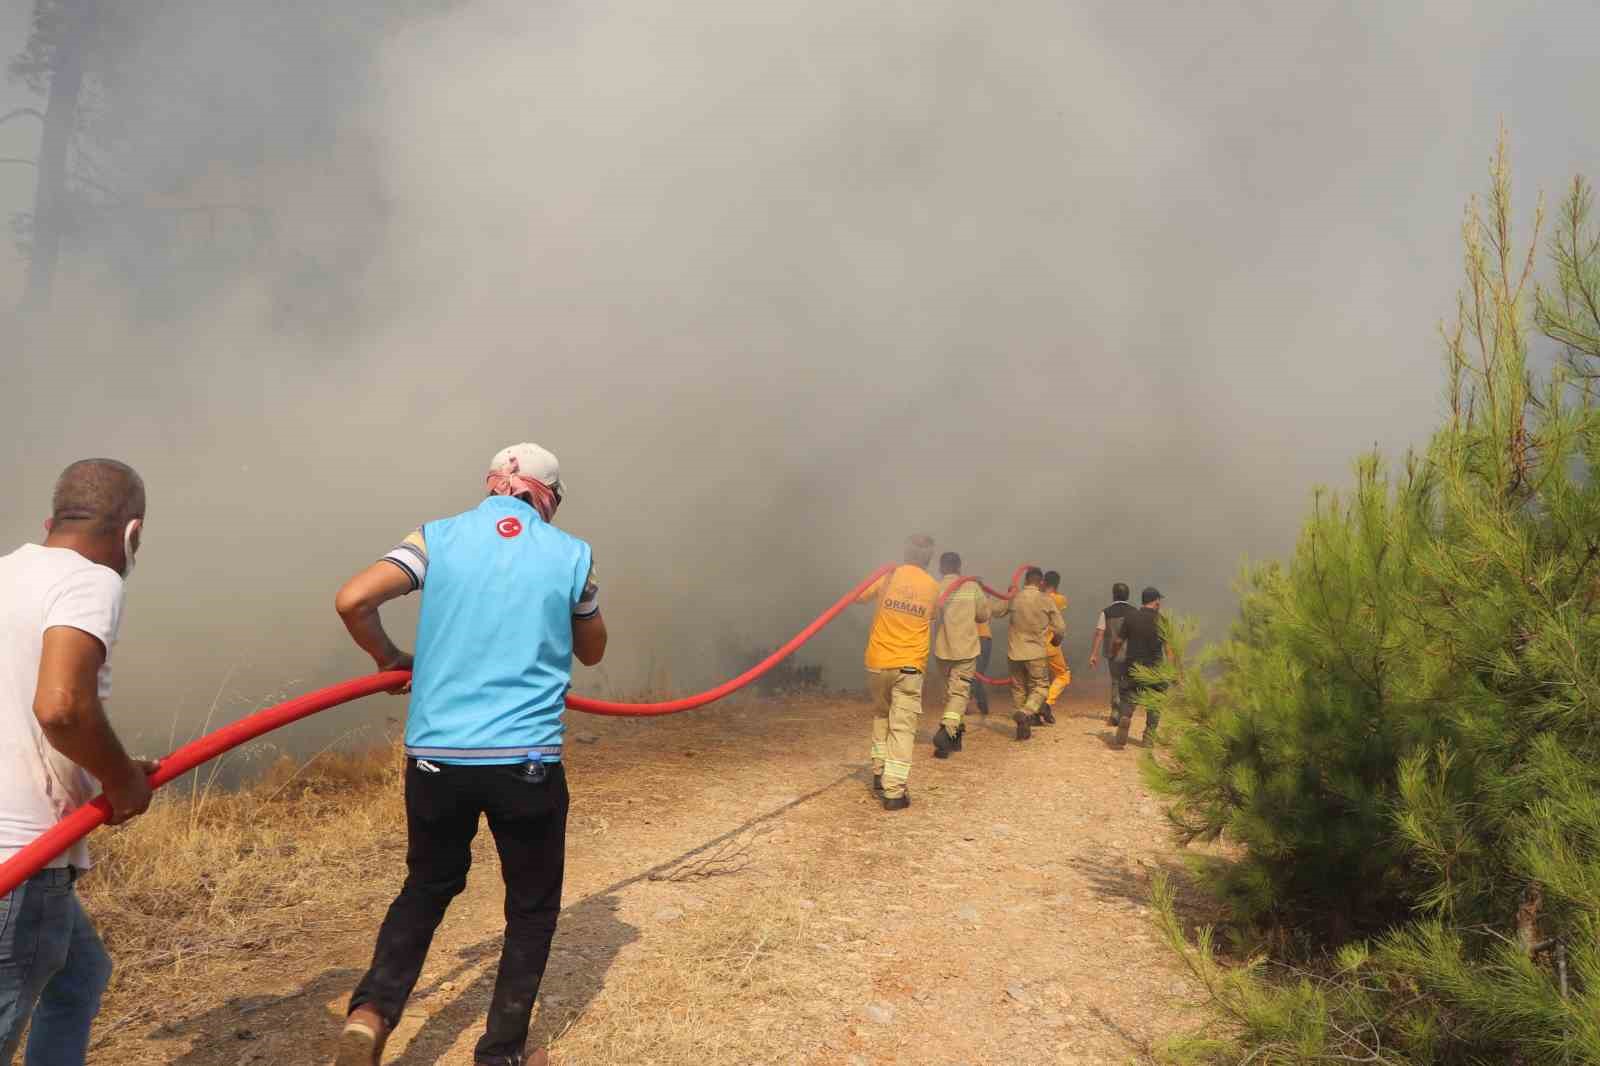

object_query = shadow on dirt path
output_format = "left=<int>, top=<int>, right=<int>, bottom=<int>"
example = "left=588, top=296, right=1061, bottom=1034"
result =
left=160, top=767, right=859, bottom=1065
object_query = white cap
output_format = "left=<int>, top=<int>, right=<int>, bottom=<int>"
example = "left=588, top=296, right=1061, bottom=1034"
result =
left=489, top=443, right=565, bottom=502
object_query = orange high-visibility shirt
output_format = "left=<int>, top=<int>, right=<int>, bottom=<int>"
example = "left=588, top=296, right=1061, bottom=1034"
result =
left=858, top=565, right=940, bottom=670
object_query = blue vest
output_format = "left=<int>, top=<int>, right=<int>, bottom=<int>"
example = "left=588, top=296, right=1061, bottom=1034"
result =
left=406, top=496, right=593, bottom=765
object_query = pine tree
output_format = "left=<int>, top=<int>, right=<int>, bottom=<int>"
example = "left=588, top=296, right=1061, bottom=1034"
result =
left=1150, top=140, right=1600, bottom=1064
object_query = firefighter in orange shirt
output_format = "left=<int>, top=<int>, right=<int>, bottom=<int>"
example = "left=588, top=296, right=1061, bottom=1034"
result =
left=1040, top=570, right=1070, bottom=725
left=855, top=535, right=940, bottom=811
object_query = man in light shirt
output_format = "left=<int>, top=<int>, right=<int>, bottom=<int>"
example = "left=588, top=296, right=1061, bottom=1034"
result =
left=0, top=459, right=157, bottom=1066
left=335, top=443, right=605, bottom=1066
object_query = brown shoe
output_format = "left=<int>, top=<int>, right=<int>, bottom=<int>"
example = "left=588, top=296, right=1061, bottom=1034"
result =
left=335, top=1006, right=388, bottom=1066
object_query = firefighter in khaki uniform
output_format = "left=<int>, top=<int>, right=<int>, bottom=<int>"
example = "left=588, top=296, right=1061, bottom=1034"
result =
left=855, top=535, right=940, bottom=811
left=991, top=567, right=1066, bottom=741
left=1041, top=571, right=1070, bottom=725
left=931, top=551, right=989, bottom=759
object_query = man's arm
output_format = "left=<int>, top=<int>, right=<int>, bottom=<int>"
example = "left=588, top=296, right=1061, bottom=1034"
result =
left=34, top=627, right=154, bottom=825
left=974, top=590, right=991, bottom=624
left=1088, top=624, right=1105, bottom=667
left=335, top=562, right=416, bottom=678
left=573, top=613, right=607, bottom=666
left=855, top=575, right=886, bottom=606
left=1047, top=603, right=1066, bottom=647
left=570, top=560, right=607, bottom=667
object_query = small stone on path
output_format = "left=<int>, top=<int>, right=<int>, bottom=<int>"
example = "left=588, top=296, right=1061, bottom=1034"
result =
left=862, top=1001, right=896, bottom=1025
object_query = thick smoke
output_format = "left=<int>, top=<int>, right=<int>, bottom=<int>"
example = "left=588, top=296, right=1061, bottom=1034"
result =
left=3, top=0, right=1599, bottom=754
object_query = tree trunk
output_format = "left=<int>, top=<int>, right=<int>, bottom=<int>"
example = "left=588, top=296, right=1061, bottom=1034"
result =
left=21, top=0, right=94, bottom=312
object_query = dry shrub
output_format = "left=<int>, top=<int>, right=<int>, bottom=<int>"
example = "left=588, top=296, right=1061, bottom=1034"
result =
left=549, top=885, right=837, bottom=1066
left=79, top=739, right=407, bottom=1039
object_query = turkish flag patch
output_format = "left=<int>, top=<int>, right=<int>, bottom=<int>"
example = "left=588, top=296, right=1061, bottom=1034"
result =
left=496, top=516, right=523, bottom=538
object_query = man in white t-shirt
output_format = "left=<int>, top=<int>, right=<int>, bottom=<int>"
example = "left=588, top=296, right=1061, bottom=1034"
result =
left=0, top=459, right=157, bottom=1066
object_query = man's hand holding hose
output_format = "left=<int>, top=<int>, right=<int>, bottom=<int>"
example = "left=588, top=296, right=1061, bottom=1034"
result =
left=103, top=758, right=161, bottom=826
left=335, top=563, right=418, bottom=694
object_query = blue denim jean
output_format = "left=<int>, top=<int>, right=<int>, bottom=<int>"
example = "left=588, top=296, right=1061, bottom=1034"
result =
left=0, top=868, right=111, bottom=1066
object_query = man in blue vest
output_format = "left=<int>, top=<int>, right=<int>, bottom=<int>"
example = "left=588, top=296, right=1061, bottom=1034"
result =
left=331, top=443, right=607, bottom=1066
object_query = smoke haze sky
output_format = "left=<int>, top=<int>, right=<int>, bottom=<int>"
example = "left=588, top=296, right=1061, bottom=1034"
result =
left=3, top=0, right=1599, bottom=753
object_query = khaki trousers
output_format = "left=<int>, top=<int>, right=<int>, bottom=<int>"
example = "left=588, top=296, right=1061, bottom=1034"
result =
left=867, top=667, right=924, bottom=799
left=935, top=656, right=977, bottom=735
left=1009, top=657, right=1051, bottom=714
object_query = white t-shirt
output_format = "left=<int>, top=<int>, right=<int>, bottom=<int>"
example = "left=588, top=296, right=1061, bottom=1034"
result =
left=0, top=544, right=125, bottom=870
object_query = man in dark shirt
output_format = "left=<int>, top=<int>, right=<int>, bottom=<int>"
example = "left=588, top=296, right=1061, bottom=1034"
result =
left=1087, top=582, right=1137, bottom=728
left=1110, top=586, right=1168, bottom=749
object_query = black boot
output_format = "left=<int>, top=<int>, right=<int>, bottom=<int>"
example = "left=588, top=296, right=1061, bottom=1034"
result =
left=881, top=792, right=911, bottom=811
left=1040, top=705, right=1057, bottom=725
left=953, top=724, right=965, bottom=751
left=931, top=725, right=956, bottom=759
left=1027, top=712, right=1045, bottom=726
left=1114, top=714, right=1133, bottom=749
left=872, top=773, right=884, bottom=794
left=1013, top=711, right=1032, bottom=740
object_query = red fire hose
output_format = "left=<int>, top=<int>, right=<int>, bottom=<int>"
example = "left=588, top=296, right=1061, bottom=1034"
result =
left=0, top=561, right=1055, bottom=894
left=0, top=671, right=413, bottom=898
left=0, top=565, right=894, bottom=895
left=567, top=563, right=893, bottom=716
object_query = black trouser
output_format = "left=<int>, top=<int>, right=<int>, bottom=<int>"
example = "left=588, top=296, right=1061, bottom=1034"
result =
left=974, top=637, right=993, bottom=713
left=1107, top=659, right=1128, bottom=718
left=350, top=759, right=569, bottom=1061
left=1119, top=678, right=1166, bottom=732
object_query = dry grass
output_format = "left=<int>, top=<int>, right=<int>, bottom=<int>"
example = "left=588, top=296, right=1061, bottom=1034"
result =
left=80, top=738, right=407, bottom=1043
left=547, top=878, right=854, bottom=1066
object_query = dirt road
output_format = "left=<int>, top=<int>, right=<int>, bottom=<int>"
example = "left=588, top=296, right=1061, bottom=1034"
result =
left=97, top=683, right=1209, bottom=1065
